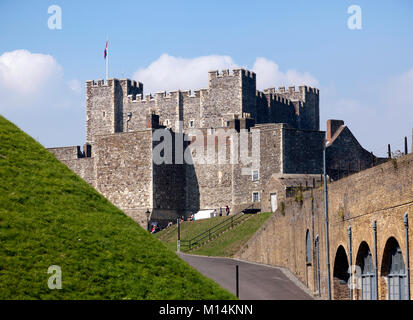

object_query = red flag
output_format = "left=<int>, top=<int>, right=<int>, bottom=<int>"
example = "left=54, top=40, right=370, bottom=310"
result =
left=104, top=40, right=108, bottom=59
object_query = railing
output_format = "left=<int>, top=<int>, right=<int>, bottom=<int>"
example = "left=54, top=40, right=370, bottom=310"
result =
left=180, top=204, right=254, bottom=251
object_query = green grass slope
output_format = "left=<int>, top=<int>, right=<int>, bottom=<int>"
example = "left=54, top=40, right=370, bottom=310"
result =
left=156, top=212, right=272, bottom=257
left=189, top=212, right=272, bottom=257
left=0, top=116, right=235, bottom=300
left=156, top=216, right=242, bottom=252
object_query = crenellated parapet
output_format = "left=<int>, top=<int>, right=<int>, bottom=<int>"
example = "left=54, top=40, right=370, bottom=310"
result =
left=85, top=69, right=320, bottom=140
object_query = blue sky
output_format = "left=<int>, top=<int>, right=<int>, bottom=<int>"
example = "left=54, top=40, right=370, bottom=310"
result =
left=0, top=0, right=412, bottom=156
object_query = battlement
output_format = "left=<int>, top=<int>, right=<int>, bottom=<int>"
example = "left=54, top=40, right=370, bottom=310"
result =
left=86, top=79, right=143, bottom=97
left=119, top=79, right=144, bottom=94
left=277, top=85, right=319, bottom=96
left=86, top=79, right=108, bottom=87
left=208, top=68, right=256, bottom=80
left=259, top=89, right=292, bottom=105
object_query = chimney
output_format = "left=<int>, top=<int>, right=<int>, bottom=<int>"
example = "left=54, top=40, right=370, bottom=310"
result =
left=326, top=120, right=344, bottom=142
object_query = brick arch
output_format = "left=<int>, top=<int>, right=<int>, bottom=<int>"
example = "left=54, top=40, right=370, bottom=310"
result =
left=333, top=245, right=350, bottom=300
left=380, top=236, right=408, bottom=300
left=354, top=241, right=376, bottom=300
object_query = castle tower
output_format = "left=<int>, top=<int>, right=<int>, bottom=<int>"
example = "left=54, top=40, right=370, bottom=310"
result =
left=277, top=86, right=320, bottom=131
left=85, top=79, right=143, bottom=145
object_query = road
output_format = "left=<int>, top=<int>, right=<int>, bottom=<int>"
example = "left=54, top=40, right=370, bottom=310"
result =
left=179, top=253, right=313, bottom=300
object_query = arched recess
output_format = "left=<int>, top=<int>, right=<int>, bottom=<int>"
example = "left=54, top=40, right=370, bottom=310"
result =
left=333, top=245, right=350, bottom=300
left=355, top=241, right=376, bottom=300
left=381, top=237, right=408, bottom=300
left=305, top=229, right=313, bottom=291
left=315, top=235, right=321, bottom=297
left=306, top=229, right=312, bottom=265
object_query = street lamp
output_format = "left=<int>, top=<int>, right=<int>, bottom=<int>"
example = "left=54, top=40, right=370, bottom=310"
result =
left=323, top=139, right=331, bottom=300
left=145, top=209, right=151, bottom=231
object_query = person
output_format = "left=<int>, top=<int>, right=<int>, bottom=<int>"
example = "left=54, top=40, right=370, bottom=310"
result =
left=181, top=216, right=185, bottom=222
left=151, top=225, right=156, bottom=234
left=219, top=207, right=222, bottom=217
left=213, top=209, right=217, bottom=217
left=226, top=205, right=230, bottom=216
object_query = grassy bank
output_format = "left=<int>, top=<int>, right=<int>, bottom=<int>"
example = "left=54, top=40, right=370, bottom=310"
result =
left=0, top=115, right=235, bottom=300
left=156, top=212, right=272, bottom=257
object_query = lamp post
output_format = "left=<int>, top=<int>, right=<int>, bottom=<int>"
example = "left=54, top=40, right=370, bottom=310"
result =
left=145, top=209, right=151, bottom=231
left=323, top=139, right=331, bottom=300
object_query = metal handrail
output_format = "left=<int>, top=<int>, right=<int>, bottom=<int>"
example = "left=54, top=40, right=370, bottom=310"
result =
left=180, top=204, right=254, bottom=250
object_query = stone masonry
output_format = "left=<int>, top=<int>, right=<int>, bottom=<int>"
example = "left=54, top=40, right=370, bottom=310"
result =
left=236, top=152, right=413, bottom=300
left=49, top=68, right=379, bottom=228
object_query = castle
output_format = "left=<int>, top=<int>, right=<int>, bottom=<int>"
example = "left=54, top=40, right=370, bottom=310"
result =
left=49, top=68, right=379, bottom=228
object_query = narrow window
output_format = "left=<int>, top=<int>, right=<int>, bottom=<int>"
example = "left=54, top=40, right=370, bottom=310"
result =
left=252, top=192, right=260, bottom=202
left=189, top=120, right=194, bottom=128
left=252, top=170, right=259, bottom=181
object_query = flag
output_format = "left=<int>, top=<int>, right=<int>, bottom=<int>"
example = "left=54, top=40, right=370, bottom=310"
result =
left=104, top=40, right=108, bottom=59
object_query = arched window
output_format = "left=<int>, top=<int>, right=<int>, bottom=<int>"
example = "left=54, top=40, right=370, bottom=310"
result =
left=381, top=237, right=408, bottom=300
left=306, top=230, right=312, bottom=265
left=356, top=242, right=376, bottom=300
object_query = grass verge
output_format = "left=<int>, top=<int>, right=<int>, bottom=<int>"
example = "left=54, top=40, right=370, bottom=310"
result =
left=0, top=115, right=235, bottom=300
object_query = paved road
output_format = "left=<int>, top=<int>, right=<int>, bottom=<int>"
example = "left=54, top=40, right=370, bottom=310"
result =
left=179, top=254, right=313, bottom=300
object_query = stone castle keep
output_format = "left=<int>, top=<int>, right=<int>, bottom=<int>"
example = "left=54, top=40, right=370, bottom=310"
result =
left=49, top=68, right=378, bottom=227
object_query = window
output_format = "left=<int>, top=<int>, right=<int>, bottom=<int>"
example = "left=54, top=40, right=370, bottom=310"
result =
left=252, top=192, right=260, bottom=202
left=357, top=243, right=375, bottom=300
left=165, top=119, right=169, bottom=126
left=252, top=170, right=259, bottom=181
left=103, top=111, right=106, bottom=118
left=270, top=193, right=277, bottom=212
left=382, top=237, right=407, bottom=300
left=189, top=120, right=194, bottom=128
left=389, top=247, right=407, bottom=300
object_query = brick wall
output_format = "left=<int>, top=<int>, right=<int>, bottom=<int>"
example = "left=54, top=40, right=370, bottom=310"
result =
left=236, top=152, right=413, bottom=300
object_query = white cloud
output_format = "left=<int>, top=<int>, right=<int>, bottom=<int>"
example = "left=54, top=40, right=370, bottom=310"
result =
left=252, top=57, right=319, bottom=90
left=0, top=49, right=83, bottom=148
left=0, top=49, right=81, bottom=109
left=133, top=54, right=238, bottom=94
left=0, top=49, right=62, bottom=95
left=133, top=54, right=319, bottom=94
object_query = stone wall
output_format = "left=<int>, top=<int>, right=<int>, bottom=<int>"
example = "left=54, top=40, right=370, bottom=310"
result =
left=48, top=146, right=82, bottom=160
left=62, top=158, right=95, bottom=187
left=282, top=126, right=324, bottom=174
left=236, top=152, right=413, bottom=300
left=94, top=130, right=153, bottom=226
left=326, top=124, right=376, bottom=180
